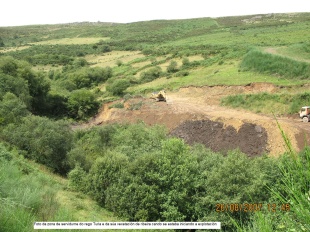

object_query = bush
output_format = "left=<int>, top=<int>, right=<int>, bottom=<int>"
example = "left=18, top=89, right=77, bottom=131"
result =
left=221, top=92, right=310, bottom=115
left=194, top=150, right=280, bottom=230
left=106, top=79, right=130, bottom=96
left=139, top=66, right=162, bottom=83
left=175, top=70, right=189, bottom=77
left=67, top=89, right=99, bottom=120
left=167, top=60, right=179, bottom=73
left=88, top=152, right=129, bottom=206
left=2, top=116, right=73, bottom=174
left=0, top=92, right=30, bottom=125
left=0, top=56, right=51, bottom=112
left=240, top=49, right=310, bottom=79
left=182, top=57, right=190, bottom=67
left=68, top=164, right=88, bottom=192
left=116, top=60, right=123, bottom=66
left=67, top=125, right=118, bottom=171
left=102, top=138, right=200, bottom=221
left=109, top=102, right=124, bottom=109
left=68, top=67, right=112, bottom=89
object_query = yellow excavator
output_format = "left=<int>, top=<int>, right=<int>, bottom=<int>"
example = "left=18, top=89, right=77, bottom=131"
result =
left=150, top=90, right=166, bottom=102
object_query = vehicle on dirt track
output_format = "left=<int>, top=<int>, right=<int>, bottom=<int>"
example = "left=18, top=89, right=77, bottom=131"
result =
left=150, top=90, right=166, bottom=102
left=299, top=106, right=310, bottom=122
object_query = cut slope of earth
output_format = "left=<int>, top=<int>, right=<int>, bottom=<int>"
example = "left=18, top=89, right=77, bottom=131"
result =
left=79, top=83, right=310, bottom=157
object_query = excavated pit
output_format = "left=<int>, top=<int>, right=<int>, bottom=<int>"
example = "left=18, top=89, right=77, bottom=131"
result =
left=170, top=119, right=268, bottom=157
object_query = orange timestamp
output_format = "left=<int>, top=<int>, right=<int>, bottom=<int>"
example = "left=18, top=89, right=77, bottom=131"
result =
left=215, top=203, right=291, bottom=213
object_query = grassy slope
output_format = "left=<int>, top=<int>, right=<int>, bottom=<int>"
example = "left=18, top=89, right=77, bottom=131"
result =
left=1, top=13, right=309, bottom=114
left=0, top=152, right=122, bottom=232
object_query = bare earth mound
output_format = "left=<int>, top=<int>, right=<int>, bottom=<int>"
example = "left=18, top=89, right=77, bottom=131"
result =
left=170, top=119, right=268, bottom=157
left=78, top=83, right=310, bottom=157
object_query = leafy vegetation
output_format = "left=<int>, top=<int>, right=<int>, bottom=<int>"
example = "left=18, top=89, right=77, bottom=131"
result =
left=0, top=143, right=64, bottom=231
left=221, top=92, right=310, bottom=114
left=67, top=123, right=282, bottom=230
left=106, top=79, right=131, bottom=96
left=2, top=116, right=72, bottom=174
left=240, top=49, right=310, bottom=79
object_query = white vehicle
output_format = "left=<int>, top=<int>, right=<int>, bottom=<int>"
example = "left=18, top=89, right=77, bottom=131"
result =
left=299, top=106, right=310, bottom=122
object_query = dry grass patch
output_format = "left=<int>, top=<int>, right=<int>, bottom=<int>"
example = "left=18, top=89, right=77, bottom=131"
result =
left=86, top=51, right=144, bottom=67
left=159, top=55, right=204, bottom=71
left=0, top=46, right=30, bottom=53
left=31, top=37, right=109, bottom=45
left=188, top=55, right=204, bottom=62
left=32, top=64, right=63, bottom=72
left=131, top=60, right=151, bottom=68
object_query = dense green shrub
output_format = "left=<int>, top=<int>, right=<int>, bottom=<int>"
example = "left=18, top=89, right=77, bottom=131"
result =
left=139, top=66, right=162, bottom=83
left=71, top=122, right=281, bottom=227
left=221, top=92, right=310, bottom=114
left=67, top=125, right=118, bottom=171
left=167, top=60, right=179, bottom=73
left=88, top=152, right=129, bottom=206
left=240, top=49, right=310, bottom=79
left=2, top=116, right=73, bottom=174
left=106, top=79, right=131, bottom=96
left=111, top=123, right=166, bottom=158
left=0, top=92, right=30, bottom=125
left=67, top=164, right=88, bottom=192
left=67, top=66, right=112, bottom=89
left=67, top=89, right=99, bottom=120
left=93, top=138, right=199, bottom=221
left=0, top=72, right=31, bottom=106
left=175, top=70, right=189, bottom=77
left=0, top=56, right=51, bottom=114
left=195, top=150, right=280, bottom=230
left=43, top=92, right=68, bottom=118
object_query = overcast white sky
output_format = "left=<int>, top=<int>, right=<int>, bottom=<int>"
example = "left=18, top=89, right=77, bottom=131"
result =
left=1, top=0, right=309, bottom=27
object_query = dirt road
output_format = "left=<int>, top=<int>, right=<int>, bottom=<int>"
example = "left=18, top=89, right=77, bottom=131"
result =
left=82, top=83, right=310, bottom=157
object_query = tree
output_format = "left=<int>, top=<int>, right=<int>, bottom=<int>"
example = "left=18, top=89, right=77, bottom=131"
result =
left=88, top=152, right=129, bottom=206
left=0, top=57, right=51, bottom=113
left=67, top=89, right=99, bottom=119
left=106, top=79, right=130, bottom=96
left=103, top=138, right=199, bottom=221
left=0, top=72, right=32, bottom=107
left=3, top=116, right=73, bottom=174
left=0, top=92, right=30, bottom=125
left=139, top=66, right=162, bottom=83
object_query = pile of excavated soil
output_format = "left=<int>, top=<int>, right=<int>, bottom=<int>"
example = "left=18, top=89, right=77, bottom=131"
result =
left=170, top=119, right=268, bottom=157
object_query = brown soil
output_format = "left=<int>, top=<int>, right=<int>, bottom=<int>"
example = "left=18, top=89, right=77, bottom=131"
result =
left=171, top=120, right=268, bottom=157
left=79, top=83, right=310, bottom=157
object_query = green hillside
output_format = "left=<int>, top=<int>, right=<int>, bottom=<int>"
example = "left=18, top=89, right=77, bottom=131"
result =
left=1, top=13, right=310, bottom=231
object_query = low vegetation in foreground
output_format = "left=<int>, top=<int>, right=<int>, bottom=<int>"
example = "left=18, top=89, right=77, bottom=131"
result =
left=1, top=122, right=310, bottom=231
